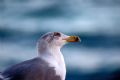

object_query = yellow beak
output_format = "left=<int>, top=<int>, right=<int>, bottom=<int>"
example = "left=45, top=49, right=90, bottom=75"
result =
left=63, top=36, right=80, bottom=42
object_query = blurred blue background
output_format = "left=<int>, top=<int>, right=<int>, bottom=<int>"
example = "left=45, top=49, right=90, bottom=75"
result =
left=0, top=0, right=120, bottom=80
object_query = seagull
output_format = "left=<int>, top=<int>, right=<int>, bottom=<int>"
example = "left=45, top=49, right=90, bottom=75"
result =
left=0, top=32, right=80, bottom=80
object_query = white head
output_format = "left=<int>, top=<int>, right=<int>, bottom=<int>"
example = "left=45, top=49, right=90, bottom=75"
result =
left=37, top=32, right=80, bottom=54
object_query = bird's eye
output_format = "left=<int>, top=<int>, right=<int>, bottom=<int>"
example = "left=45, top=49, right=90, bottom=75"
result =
left=54, top=32, right=61, bottom=37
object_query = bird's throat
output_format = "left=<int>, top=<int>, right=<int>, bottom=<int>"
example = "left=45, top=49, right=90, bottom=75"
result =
left=38, top=46, right=63, bottom=64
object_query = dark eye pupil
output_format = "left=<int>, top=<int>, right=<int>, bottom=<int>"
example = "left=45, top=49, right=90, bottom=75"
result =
left=54, top=32, right=61, bottom=37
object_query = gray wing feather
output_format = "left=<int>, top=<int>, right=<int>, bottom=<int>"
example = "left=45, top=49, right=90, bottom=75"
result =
left=2, top=58, right=61, bottom=80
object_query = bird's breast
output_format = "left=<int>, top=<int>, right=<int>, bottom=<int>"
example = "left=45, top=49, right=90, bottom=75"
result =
left=40, top=53, right=66, bottom=80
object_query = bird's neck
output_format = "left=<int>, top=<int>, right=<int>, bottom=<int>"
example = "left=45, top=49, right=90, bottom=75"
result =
left=38, top=46, right=66, bottom=80
left=38, top=46, right=64, bottom=64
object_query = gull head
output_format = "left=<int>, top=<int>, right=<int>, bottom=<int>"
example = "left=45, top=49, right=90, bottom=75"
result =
left=37, top=32, right=80, bottom=53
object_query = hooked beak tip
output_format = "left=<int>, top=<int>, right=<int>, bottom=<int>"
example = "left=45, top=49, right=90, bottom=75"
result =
left=64, top=36, right=80, bottom=42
